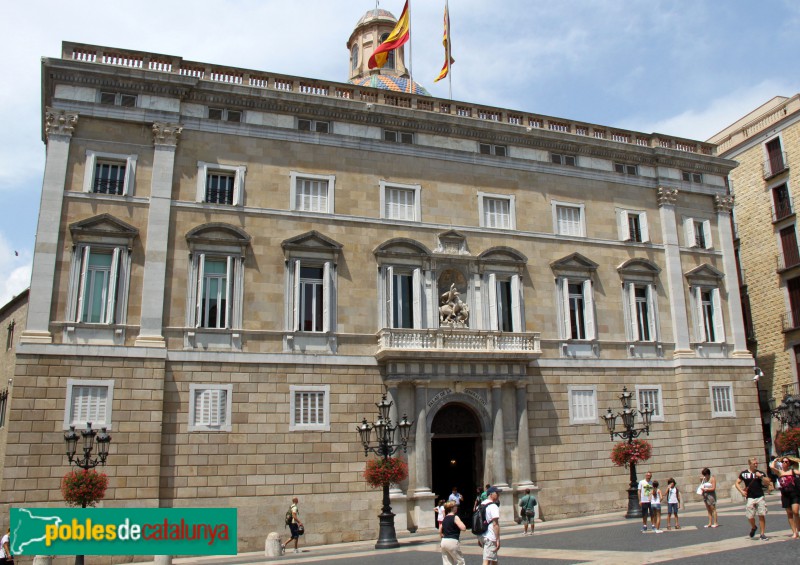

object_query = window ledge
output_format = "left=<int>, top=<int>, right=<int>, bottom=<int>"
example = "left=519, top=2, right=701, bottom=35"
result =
left=284, top=332, right=337, bottom=354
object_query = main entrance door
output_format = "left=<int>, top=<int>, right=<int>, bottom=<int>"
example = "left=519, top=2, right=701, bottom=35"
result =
left=431, top=403, right=483, bottom=521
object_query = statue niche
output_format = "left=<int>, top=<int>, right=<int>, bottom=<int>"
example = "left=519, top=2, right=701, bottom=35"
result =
left=438, top=270, right=469, bottom=328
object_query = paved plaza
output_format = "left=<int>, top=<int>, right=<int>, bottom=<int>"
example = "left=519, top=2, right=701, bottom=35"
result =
left=147, top=497, right=798, bottom=565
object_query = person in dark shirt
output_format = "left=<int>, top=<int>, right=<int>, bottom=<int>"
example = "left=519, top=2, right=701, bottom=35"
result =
left=439, top=500, right=466, bottom=565
left=735, top=457, right=770, bottom=540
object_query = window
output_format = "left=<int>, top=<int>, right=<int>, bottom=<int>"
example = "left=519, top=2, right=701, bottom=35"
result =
left=0, top=389, right=7, bottom=428
left=381, top=181, right=421, bottom=221
left=290, top=172, right=335, bottom=214
left=385, top=268, right=422, bottom=329
left=290, top=385, right=330, bottom=431
left=479, top=193, right=515, bottom=229
left=196, top=162, right=246, bottom=206
left=6, top=320, right=14, bottom=351
left=83, top=151, right=137, bottom=196
left=772, top=183, right=793, bottom=221
left=623, top=283, right=658, bottom=342
left=558, top=278, right=595, bottom=340
left=69, top=245, right=125, bottom=324
left=298, top=119, right=330, bottom=133
left=568, top=386, right=597, bottom=424
left=208, top=108, right=241, bottom=122
left=614, top=162, right=638, bottom=175
left=787, top=277, right=800, bottom=329
left=553, top=202, right=585, bottom=237
left=486, top=273, right=522, bottom=332
left=384, top=130, right=414, bottom=144
left=351, top=44, right=359, bottom=70
left=379, top=33, right=395, bottom=69
left=765, top=137, right=786, bottom=178
left=64, top=379, right=113, bottom=429
left=189, top=254, right=244, bottom=329
left=618, top=210, right=649, bottom=242
left=682, top=171, right=703, bottom=183
left=691, top=287, right=724, bottom=343
left=684, top=217, right=712, bottom=249
left=780, top=225, right=800, bottom=269
left=288, top=260, right=335, bottom=333
left=189, top=384, right=232, bottom=432
left=709, top=383, right=736, bottom=418
left=551, top=153, right=576, bottom=166
left=100, top=92, right=136, bottom=107
left=636, top=385, right=664, bottom=421
left=479, top=143, right=507, bottom=157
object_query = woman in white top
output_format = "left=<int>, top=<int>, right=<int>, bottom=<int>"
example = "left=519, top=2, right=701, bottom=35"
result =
left=666, top=478, right=682, bottom=530
left=651, top=480, right=663, bottom=533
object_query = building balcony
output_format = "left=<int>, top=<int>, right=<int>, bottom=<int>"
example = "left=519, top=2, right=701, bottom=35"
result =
left=375, top=328, right=541, bottom=362
left=781, top=310, right=800, bottom=332
left=764, top=152, right=789, bottom=179
left=772, top=201, right=794, bottom=223
left=777, top=250, right=800, bottom=272
left=782, top=382, right=800, bottom=397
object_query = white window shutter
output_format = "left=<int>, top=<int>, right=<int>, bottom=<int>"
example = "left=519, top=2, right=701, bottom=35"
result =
left=488, top=274, right=498, bottom=331
left=559, top=278, right=571, bottom=339
left=233, top=166, right=245, bottom=205
left=704, top=220, right=712, bottom=248
left=692, top=286, right=703, bottom=341
left=685, top=218, right=697, bottom=247
left=640, top=214, right=649, bottom=242
left=292, top=259, right=301, bottom=331
left=624, top=282, right=637, bottom=341
left=196, top=163, right=207, bottom=202
left=712, top=288, right=725, bottom=342
left=385, top=266, right=394, bottom=328
left=618, top=210, right=629, bottom=241
left=224, top=256, right=233, bottom=329
left=583, top=279, right=595, bottom=339
left=124, top=155, right=137, bottom=196
left=105, top=247, right=120, bottom=324
left=646, top=284, right=658, bottom=341
left=76, top=246, right=91, bottom=322
left=412, top=268, right=422, bottom=329
left=195, top=253, right=206, bottom=328
left=322, top=261, right=331, bottom=333
left=511, top=274, right=522, bottom=332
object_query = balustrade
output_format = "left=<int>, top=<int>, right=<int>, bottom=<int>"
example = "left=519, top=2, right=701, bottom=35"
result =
left=377, top=328, right=540, bottom=354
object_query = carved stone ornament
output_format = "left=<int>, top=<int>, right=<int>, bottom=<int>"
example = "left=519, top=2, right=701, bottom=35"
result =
left=714, top=194, right=734, bottom=215
left=152, top=122, right=183, bottom=146
left=656, top=187, right=678, bottom=207
left=45, top=109, right=78, bottom=139
left=438, top=270, right=470, bottom=328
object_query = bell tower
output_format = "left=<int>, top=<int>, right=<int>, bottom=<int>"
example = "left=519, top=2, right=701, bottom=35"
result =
left=347, top=8, right=410, bottom=82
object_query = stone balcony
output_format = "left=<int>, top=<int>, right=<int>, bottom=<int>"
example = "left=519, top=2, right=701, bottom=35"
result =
left=375, top=328, right=541, bottom=363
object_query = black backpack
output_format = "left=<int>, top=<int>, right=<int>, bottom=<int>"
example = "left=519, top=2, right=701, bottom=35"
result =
left=285, top=507, right=293, bottom=526
left=471, top=503, right=489, bottom=535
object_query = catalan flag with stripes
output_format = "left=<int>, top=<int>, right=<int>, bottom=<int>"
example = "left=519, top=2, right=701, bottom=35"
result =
left=368, top=1, right=411, bottom=69
left=434, top=1, right=454, bottom=82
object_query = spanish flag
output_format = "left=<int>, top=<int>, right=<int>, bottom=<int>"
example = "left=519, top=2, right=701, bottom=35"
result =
left=434, top=1, right=454, bottom=82
left=368, top=1, right=410, bottom=69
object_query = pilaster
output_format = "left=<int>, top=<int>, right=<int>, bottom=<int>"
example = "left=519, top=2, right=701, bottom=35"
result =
left=514, top=382, right=535, bottom=489
left=715, top=195, right=750, bottom=357
left=490, top=381, right=508, bottom=488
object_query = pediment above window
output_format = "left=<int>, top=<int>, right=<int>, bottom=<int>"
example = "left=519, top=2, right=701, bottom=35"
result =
left=281, top=230, right=343, bottom=259
left=186, top=223, right=251, bottom=254
left=478, top=246, right=528, bottom=267
left=374, top=238, right=431, bottom=259
left=69, top=214, right=138, bottom=246
left=550, top=252, right=598, bottom=275
left=617, top=258, right=661, bottom=278
left=435, top=230, right=470, bottom=255
left=684, top=263, right=724, bottom=285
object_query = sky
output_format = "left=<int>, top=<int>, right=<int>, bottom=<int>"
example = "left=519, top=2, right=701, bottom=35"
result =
left=1, top=0, right=800, bottom=307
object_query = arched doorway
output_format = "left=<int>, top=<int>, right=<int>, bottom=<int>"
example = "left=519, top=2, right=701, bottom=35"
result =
left=431, top=403, right=483, bottom=522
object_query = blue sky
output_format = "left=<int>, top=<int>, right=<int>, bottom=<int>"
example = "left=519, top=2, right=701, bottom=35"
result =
left=2, top=0, right=799, bottom=306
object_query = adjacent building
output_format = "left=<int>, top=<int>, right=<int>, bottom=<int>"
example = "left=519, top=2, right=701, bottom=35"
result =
left=2, top=8, right=761, bottom=554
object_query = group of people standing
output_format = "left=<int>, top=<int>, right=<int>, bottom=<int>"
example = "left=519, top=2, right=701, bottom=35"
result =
left=638, top=471, right=683, bottom=533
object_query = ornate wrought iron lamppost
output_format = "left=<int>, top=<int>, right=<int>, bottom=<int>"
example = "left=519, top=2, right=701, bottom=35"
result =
left=770, top=393, right=800, bottom=430
left=356, top=395, right=413, bottom=549
left=603, top=387, right=653, bottom=519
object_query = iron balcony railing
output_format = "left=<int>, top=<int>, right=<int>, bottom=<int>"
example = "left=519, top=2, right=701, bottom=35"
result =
left=773, top=200, right=794, bottom=222
left=777, top=250, right=800, bottom=271
left=782, top=310, right=800, bottom=332
left=764, top=151, right=789, bottom=179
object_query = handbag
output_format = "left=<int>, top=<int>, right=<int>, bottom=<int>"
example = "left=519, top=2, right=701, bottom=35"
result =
left=695, top=482, right=704, bottom=496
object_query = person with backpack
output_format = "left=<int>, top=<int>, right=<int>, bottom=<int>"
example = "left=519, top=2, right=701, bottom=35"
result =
left=518, top=488, right=537, bottom=535
left=478, top=486, right=501, bottom=565
left=281, top=497, right=304, bottom=554
left=439, top=500, right=466, bottom=565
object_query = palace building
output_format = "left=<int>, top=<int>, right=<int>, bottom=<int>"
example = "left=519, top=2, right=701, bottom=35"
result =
left=2, top=8, right=762, bottom=553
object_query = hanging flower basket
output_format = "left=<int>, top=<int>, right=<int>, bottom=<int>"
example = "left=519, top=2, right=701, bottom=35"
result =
left=610, top=439, right=653, bottom=468
left=61, top=469, right=109, bottom=507
left=775, top=427, right=800, bottom=455
left=363, top=457, right=408, bottom=489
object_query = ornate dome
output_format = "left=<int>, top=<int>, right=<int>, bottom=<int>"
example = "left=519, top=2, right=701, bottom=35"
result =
left=349, top=74, right=430, bottom=96
left=355, top=8, right=397, bottom=27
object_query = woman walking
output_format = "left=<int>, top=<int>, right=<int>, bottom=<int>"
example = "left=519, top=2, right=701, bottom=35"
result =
left=770, top=456, right=800, bottom=538
left=439, top=500, right=466, bottom=565
left=700, top=468, right=718, bottom=528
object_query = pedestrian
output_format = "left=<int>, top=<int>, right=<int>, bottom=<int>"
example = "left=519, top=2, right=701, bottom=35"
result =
left=769, top=455, right=800, bottom=539
left=0, top=528, right=12, bottom=565
left=437, top=499, right=446, bottom=530
left=449, top=487, right=464, bottom=518
left=735, top=457, right=769, bottom=540
left=699, top=468, right=718, bottom=528
left=479, top=486, right=501, bottom=565
left=651, top=480, right=663, bottom=533
left=638, top=471, right=653, bottom=532
left=666, top=478, right=682, bottom=530
left=518, top=488, right=537, bottom=535
left=281, top=497, right=304, bottom=554
left=439, top=500, right=466, bottom=565
left=473, top=487, right=483, bottom=512
left=480, top=483, right=491, bottom=502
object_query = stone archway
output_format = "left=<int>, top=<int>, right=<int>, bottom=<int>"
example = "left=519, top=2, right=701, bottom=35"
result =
left=430, top=403, right=483, bottom=522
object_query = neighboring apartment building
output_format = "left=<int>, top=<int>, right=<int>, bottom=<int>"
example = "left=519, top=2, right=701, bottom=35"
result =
left=0, top=289, right=28, bottom=489
left=2, top=8, right=761, bottom=553
left=709, top=94, right=800, bottom=448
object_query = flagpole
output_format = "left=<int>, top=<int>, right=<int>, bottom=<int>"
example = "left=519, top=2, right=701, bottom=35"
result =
left=446, top=0, right=452, bottom=100
left=408, top=0, right=413, bottom=91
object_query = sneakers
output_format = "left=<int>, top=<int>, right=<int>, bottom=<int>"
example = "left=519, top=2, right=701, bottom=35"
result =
left=280, top=544, right=285, bottom=555
left=749, top=526, right=757, bottom=538
left=642, top=525, right=648, bottom=532
left=655, top=529, right=663, bottom=534
left=294, top=549, right=300, bottom=553
left=760, top=534, right=768, bottom=541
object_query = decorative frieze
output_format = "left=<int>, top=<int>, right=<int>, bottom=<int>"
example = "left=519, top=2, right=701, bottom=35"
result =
left=44, top=108, right=78, bottom=140
left=152, top=122, right=182, bottom=146
left=714, top=194, right=735, bottom=215
left=656, top=186, right=678, bottom=207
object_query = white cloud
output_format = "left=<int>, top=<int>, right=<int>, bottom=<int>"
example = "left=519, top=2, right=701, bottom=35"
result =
left=0, top=233, right=31, bottom=308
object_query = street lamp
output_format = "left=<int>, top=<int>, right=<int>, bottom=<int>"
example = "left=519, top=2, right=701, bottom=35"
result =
left=355, top=394, right=413, bottom=549
left=603, top=386, right=653, bottom=519
left=64, top=422, right=111, bottom=565
left=770, top=394, right=800, bottom=430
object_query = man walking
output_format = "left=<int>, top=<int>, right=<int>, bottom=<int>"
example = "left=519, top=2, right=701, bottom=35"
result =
left=281, top=497, right=304, bottom=554
left=638, top=471, right=653, bottom=532
left=480, top=486, right=501, bottom=565
left=735, top=457, right=769, bottom=540
left=519, top=488, right=537, bottom=535
left=449, top=486, right=464, bottom=516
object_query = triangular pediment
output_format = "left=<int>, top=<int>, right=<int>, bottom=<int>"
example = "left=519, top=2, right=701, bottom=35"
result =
left=550, top=252, right=598, bottom=274
left=478, top=246, right=527, bottom=265
left=374, top=238, right=431, bottom=258
left=282, top=230, right=343, bottom=255
left=435, top=230, right=470, bottom=255
left=685, top=263, right=724, bottom=283
left=617, top=258, right=661, bottom=277
left=70, top=214, right=138, bottom=238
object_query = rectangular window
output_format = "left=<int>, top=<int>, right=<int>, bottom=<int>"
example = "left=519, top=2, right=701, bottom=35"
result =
left=189, top=384, right=232, bottom=432
left=694, top=220, right=707, bottom=248
left=496, top=279, right=513, bottom=332
left=289, top=259, right=333, bottom=334
left=300, top=266, right=324, bottom=332
left=559, top=278, right=594, bottom=340
left=773, top=184, right=793, bottom=221
left=701, top=289, right=715, bottom=342
left=290, top=385, right=330, bottom=431
left=384, top=130, right=414, bottom=144
left=551, top=153, right=576, bottom=166
left=636, top=386, right=663, bottom=420
left=765, top=138, right=786, bottom=177
left=392, top=272, right=415, bottom=329
left=624, top=282, right=657, bottom=342
left=94, top=162, right=126, bottom=195
left=479, top=143, right=507, bottom=157
left=618, top=210, right=649, bottom=242
left=634, top=286, right=651, bottom=341
left=614, top=163, right=638, bottom=175
left=298, top=119, right=329, bottom=133
left=568, top=386, right=597, bottom=424
left=205, top=172, right=235, bottom=205
left=484, top=198, right=511, bottom=229
left=556, top=204, right=584, bottom=236
left=296, top=178, right=329, bottom=213
left=628, top=214, right=642, bottom=242
left=0, top=389, right=8, bottom=428
left=692, top=286, right=724, bottom=343
left=780, top=226, right=800, bottom=269
left=685, top=217, right=712, bottom=249
left=209, top=108, right=242, bottom=122
left=384, top=266, right=421, bottom=330
left=788, top=277, right=800, bottom=328
left=385, top=187, right=417, bottom=221
left=487, top=273, right=521, bottom=332
left=84, top=151, right=137, bottom=196
left=568, top=283, right=586, bottom=340
left=74, top=246, right=122, bottom=324
left=64, top=379, right=113, bottom=429
left=100, top=92, right=137, bottom=107
left=198, top=257, right=229, bottom=328
left=710, top=383, right=736, bottom=417
left=682, top=171, right=703, bottom=183
left=196, top=162, right=245, bottom=206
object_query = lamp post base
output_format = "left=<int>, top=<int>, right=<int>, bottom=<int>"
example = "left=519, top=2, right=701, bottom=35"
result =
left=625, top=486, right=642, bottom=519
left=374, top=510, right=399, bottom=549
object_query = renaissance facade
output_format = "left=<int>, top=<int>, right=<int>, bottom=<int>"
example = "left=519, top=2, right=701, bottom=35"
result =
left=2, top=9, right=762, bottom=554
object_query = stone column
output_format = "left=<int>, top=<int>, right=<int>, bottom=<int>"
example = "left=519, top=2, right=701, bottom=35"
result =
left=715, top=195, right=749, bottom=356
left=409, top=380, right=435, bottom=531
left=514, top=383, right=535, bottom=489
left=21, top=110, right=78, bottom=344
left=657, top=187, right=692, bottom=355
left=491, top=381, right=508, bottom=488
left=135, top=123, right=182, bottom=347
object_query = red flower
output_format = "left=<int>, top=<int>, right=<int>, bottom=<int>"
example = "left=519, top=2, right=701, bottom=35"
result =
left=61, top=469, right=109, bottom=507
left=363, top=457, right=408, bottom=489
left=610, top=439, right=653, bottom=468
left=775, top=427, right=800, bottom=455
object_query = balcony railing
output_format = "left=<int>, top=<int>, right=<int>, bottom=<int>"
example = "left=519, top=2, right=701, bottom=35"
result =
left=777, top=250, right=800, bottom=271
left=773, top=200, right=794, bottom=222
left=782, top=310, right=800, bottom=331
left=764, top=152, right=789, bottom=179
left=376, top=328, right=541, bottom=357
left=782, top=382, right=800, bottom=397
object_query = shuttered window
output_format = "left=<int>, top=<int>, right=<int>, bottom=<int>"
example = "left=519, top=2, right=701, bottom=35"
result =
left=64, top=380, right=113, bottom=429
left=290, top=385, right=330, bottom=431
left=189, top=384, right=232, bottom=431
left=710, top=384, right=735, bottom=417
left=569, top=387, right=597, bottom=423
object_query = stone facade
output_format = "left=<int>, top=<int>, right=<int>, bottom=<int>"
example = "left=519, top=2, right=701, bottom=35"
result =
left=0, top=289, right=27, bottom=490
left=1, top=27, right=764, bottom=559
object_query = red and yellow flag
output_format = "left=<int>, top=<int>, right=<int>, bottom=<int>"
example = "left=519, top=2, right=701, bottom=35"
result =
left=368, top=1, right=411, bottom=69
left=434, top=2, right=454, bottom=82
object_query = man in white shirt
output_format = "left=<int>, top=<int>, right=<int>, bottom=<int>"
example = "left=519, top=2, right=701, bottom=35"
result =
left=481, top=486, right=501, bottom=565
left=638, top=471, right=653, bottom=532
left=448, top=486, right=463, bottom=515
left=1, top=527, right=12, bottom=565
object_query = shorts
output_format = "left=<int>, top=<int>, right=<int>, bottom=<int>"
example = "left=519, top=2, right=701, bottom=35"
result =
left=288, top=523, right=300, bottom=539
left=651, top=504, right=661, bottom=512
left=745, top=496, right=767, bottom=519
left=703, top=492, right=716, bottom=507
left=521, top=509, right=535, bottom=524
left=481, top=538, right=498, bottom=561
left=781, top=492, right=800, bottom=509
left=668, top=503, right=679, bottom=516
left=640, top=502, right=651, bottom=517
